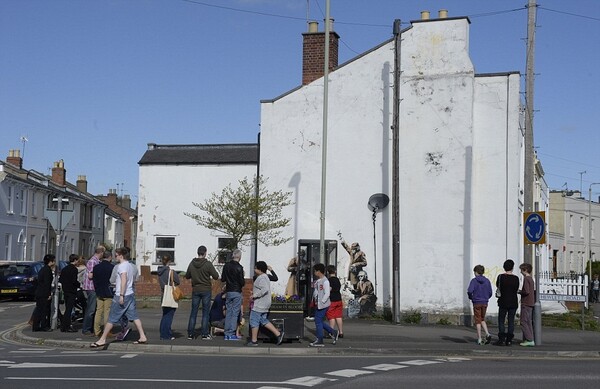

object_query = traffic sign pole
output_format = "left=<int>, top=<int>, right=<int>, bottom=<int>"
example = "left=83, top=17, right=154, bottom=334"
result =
left=524, top=211, right=546, bottom=346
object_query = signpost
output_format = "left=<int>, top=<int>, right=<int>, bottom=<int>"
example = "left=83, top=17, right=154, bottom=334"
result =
left=523, top=211, right=545, bottom=345
left=44, top=195, right=72, bottom=330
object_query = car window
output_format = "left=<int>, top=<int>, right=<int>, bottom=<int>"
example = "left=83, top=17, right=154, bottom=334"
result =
left=0, top=264, right=31, bottom=276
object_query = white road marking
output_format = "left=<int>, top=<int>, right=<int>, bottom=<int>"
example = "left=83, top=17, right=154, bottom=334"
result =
left=8, top=362, right=114, bottom=369
left=9, top=351, right=47, bottom=354
left=120, top=354, right=138, bottom=359
left=16, top=348, right=53, bottom=351
left=282, top=376, right=337, bottom=387
left=5, top=377, right=290, bottom=385
left=364, top=363, right=410, bottom=371
left=434, top=357, right=471, bottom=363
left=325, top=369, right=374, bottom=378
left=398, top=359, right=443, bottom=366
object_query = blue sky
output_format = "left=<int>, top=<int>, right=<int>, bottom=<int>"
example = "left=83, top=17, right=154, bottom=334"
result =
left=1, top=0, right=599, bottom=205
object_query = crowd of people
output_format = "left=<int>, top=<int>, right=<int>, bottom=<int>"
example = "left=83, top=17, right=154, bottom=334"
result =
left=467, top=260, right=537, bottom=347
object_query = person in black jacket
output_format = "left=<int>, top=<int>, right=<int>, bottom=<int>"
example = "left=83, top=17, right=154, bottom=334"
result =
left=59, top=254, right=80, bottom=332
left=32, top=254, right=56, bottom=332
left=494, top=259, right=520, bottom=346
left=220, top=249, right=245, bottom=341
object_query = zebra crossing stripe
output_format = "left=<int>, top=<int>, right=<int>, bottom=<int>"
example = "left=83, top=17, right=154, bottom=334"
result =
left=282, top=376, right=337, bottom=387
left=325, top=369, right=374, bottom=378
left=364, top=363, right=410, bottom=371
left=398, top=359, right=443, bottom=366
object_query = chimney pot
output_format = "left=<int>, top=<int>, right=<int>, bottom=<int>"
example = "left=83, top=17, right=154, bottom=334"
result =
left=438, top=9, right=448, bottom=19
left=421, top=10, right=430, bottom=20
left=308, top=20, right=318, bottom=33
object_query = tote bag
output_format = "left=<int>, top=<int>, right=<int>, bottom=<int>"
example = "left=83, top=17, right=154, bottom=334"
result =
left=161, top=269, right=179, bottom=308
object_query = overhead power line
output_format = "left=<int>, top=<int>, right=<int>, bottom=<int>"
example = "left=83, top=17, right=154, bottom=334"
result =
left=539, top=6, right=600, bottom=22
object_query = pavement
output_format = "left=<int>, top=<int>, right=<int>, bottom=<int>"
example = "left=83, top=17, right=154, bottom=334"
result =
left=9, top=300, right=600, bottom=358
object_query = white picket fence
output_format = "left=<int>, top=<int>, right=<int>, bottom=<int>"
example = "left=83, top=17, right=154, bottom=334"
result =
left=538, top=272, right=589, bottom=307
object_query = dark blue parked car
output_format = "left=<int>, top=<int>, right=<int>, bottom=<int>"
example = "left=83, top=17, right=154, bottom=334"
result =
left=0, top=261, right=68, bottom=300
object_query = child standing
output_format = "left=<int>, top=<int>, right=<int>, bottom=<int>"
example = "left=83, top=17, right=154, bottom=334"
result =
left=326, top=265, right=344, bottom=339
left=467, top=264, right=493, bottom=345
left=309, top=263, right=339, bottom=347
left=518, top=263, right=535, bottom=347
left=246, top=261, right=285, bottom=347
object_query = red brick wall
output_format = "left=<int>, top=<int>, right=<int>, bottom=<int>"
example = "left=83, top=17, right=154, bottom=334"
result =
left=302, top=31, right=339, bottom=85
left=135, top=274, right=254, bottom=310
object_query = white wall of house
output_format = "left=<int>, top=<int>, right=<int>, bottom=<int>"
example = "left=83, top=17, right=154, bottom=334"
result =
left=258, top=18, right=524, bottom=316
left=137, top=164, right=257, bottom=273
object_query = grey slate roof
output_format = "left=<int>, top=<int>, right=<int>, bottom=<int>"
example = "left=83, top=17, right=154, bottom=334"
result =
left=138, top=143, right=259, bottom=166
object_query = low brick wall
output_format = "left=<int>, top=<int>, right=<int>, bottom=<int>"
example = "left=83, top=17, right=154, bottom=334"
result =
left=136, top=266, right=253, bottom=310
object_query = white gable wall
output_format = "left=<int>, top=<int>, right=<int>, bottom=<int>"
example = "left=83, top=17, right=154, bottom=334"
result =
left=137, top=164, right=257, bottom=273
left=259, top=18, right=523, bottom=316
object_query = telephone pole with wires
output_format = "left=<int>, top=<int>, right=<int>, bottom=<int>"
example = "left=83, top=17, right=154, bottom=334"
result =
left=524, top=0, right=537, bottom=265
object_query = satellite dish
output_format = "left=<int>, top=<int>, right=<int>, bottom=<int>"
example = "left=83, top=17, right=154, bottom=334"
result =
left=368, top=193, right=390, bottom=212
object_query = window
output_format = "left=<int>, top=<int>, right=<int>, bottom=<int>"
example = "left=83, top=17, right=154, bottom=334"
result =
left=580, top=217, right=584, bottom=238
left=29, top=235, right=36, bottom=261
left=18, top=189, right=26, bottom=216
left=5, top=234, right=12, bottom=260
left=31, top=191, right=37, bottom=217
left=592, top=219, right=596, bottom=240
left=569, top=215, right=574, bottom=237
left=217, top=237, right=236, bottom=264
left=7, top=186, right=14, bottom=213
left=155, top=236, right=175, bottom=264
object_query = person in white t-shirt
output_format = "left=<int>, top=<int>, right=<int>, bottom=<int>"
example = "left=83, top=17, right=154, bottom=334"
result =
left=90, top=247, right=147, bottom=348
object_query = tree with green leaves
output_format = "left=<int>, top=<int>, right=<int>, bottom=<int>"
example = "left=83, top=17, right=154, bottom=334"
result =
left=184, top=175, right=293, bottom=250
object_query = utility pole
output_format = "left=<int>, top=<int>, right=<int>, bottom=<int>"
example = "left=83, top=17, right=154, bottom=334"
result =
left=318, top=0, right=331, bottom=264
left=579, top=171, right=586, bottom=195
left=392, top=19, right=401, bottom=324
left=523, top=0, right=537, bottom=265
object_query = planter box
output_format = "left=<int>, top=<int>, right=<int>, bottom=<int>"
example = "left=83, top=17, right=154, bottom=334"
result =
left=258, top=308, right=305, bottom=342
left=269, top=302, right=304, bottom=312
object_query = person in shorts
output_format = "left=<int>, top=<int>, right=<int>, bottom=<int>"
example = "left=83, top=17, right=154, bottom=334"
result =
left=326, top=265, right=344, bottom=339
left=467, top=264, right=492, bottom=345
left=246, top=261, right=284, bottom=346
left=90, top=247, right=147, bottom=348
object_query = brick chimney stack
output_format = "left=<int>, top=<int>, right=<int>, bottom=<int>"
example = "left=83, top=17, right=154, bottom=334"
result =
left=6, top=149, right=23, bottom=169
left=122, top=194, right=132, bottom=210
left=51, top=160, right=66, bottom=186
left=302, top=19, right=339, bottom=85
left=76, top=175, right=88, bottom=193
left=107, top=189, right=118, bottom=206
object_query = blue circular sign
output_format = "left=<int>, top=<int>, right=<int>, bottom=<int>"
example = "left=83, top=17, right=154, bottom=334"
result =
left=525, top=212, right=545, bottom=244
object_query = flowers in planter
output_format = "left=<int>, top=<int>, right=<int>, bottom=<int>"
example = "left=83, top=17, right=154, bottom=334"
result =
left=271, top=293, right=302, bottom=303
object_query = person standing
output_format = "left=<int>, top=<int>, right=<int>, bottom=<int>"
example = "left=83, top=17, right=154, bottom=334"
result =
left=220, top=248, right=245, bottom=341
left=92, top=250, right=115, bottom=337
left=185, top=245, right=219, bottom=340
left=91, top=247, right=147, bottom=348
left=591, top=274, right=599, bottom=303
left=31, top=254, right=56, bottom=332
left=158, top=254, right=180, bottom=340
left=309, top=263, right=339, bottom=347
left=467, top=264, right=493, bottom=345
left=519, top=263, right=535, bottom=347
left=494, top=259, right=520, bottom=346
left=326, top=265, right=344, bottom=338
left=82, top=246, right=105, bottom=335
left=246, top=261, right=285, bottom=346
left=59, top=254, right=80, bottom=332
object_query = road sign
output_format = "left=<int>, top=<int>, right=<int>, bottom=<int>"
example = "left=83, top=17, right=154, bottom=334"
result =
left=524, top=211, right=546, bottom=244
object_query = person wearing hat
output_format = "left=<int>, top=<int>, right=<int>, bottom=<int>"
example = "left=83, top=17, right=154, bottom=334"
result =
left=341, top=240, right=367, bottom=289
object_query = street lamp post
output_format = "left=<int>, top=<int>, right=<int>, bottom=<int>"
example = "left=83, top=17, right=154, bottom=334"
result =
left=588, top=183, right=600, bottom=286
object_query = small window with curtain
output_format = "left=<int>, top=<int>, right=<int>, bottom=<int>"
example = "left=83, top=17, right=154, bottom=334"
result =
left=155, top=236, right=176, bottom=264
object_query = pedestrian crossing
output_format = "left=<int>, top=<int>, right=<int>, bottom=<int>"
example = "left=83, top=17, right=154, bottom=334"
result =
left=258, top=357, right=471, bottom=388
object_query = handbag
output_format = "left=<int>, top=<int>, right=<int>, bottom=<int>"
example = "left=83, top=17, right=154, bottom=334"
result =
left=171, top=270, right=184, bottom=301
left=161, top=269, right=179, bottom=308
left=495, top=274, right=502, bottom=298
